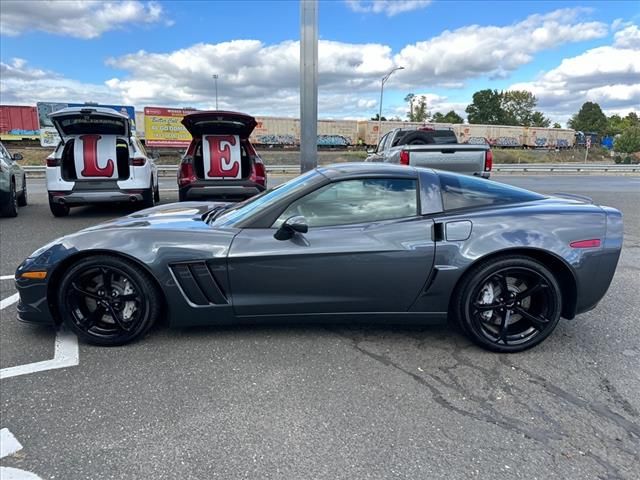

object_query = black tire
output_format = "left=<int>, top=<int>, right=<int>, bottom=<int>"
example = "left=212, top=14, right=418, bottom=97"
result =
left=17, top=176, right=27, bottom=206
left=140, top=179, right=156, bottom=209
left=178, top=189, right=188, bottom=202
left=49, top=196, right=70, bottom=217
left=1, top=180, right=18, bottom=217
left=452, top=255, right=562, bottom=353
left=57, top=255, right=161, bottom=346
left=153, top=179, right=160, bottom=203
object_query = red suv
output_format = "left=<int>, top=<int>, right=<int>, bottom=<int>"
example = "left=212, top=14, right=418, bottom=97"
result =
left=178, top=111, right=266, bottom=201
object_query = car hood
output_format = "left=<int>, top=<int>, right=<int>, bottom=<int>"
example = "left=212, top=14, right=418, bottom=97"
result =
left=82, top=201, right=233, bottom=232
left=181, top=111, right=257, bottom=138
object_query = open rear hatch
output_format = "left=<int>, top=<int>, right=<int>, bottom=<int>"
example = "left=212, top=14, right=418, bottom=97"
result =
left=181, top=111, right=257, bottom=138
left=182, top=111, right=257, bottom=181
left=49, top=107, right=131, bottom=181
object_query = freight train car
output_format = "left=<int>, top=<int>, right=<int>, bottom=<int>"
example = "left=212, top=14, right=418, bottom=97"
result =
left=251, top=117, right=299, bottom=145
left=0, top=105, right=40, bottom=140
left=454, top=124, right=574, bottom=148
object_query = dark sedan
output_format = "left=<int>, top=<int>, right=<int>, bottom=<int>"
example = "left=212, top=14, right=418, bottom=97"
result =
left=15, top=164, right=622, bottom=352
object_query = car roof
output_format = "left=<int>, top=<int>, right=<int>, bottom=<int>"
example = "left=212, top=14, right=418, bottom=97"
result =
left=317, top=162, right=428, bottom=179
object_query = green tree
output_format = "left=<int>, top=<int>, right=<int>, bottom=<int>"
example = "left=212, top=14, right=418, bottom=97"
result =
left=371, top=113, right=387, bottom=121
left=568, top=102, right=608, bottom=134
left=404, top=93, right=415, bottom=121
left=465, top=89, right=504, bottom=124
left=626, top=112, right=639, bottom=126
left=432, top=110, right=464, bottom=123
left=614, top=126, right=640, bottom=154
left=501, top=90, right=536, bottom=125
left=553, top=122, right=562, bottom=128
left=530, top=111, right=551, bottom=127
left=408, top=95, right=428, bottom=122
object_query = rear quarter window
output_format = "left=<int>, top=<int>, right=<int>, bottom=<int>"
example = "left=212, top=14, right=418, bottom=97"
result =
left=438, top=172, right=545, bottom=211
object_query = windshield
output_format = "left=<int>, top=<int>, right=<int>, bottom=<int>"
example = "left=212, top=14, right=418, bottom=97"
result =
left=211, top=169, right=324, bottom=227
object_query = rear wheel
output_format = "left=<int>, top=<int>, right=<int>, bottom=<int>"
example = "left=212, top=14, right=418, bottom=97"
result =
left=452, top=256, right=562, bottom=353
left=57, top=255, right=161, bottom=346
left=153, top=179, right=160, bottom=203
left=178, top=189, right=188, bottom=202
left=1, top=180, right=18, bottom=217
left=141, top=182, right=156, bottom=209
left=49, top=195, right=70, bottom=217
left=17, top=176, right=27, bottom=206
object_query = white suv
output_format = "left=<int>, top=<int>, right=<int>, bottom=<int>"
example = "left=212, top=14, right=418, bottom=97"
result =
left=46, top=107, right=158, bottom=217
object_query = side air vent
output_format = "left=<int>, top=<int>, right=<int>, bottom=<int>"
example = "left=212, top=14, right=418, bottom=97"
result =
left=170, top=262, right=228, bottom=306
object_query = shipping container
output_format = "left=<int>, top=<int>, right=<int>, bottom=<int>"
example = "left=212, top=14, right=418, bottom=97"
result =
left=0, top=105, right=40, bottom=140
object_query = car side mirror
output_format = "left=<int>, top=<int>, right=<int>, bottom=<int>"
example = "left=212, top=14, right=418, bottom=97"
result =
left=12, top=153, right=23, bottom=161
left=274, top=216, right=308, bottom=240
left=367, top=149, right=376, bottom=155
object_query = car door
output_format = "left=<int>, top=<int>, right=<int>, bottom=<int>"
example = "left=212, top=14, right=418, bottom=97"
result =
left=227, top=176, right=436, bottom=316
left=0, top=143, right=22, bottom=192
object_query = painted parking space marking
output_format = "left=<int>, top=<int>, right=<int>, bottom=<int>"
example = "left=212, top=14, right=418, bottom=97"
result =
left=0, top=428, right=22, bottom=458
left=0, top=429, right=44, bottom=480
left=0, top=293, right=19, bottom=310
left=0, top=275, right=14, bottom=281
left=0, top=327, right=79, bottom=380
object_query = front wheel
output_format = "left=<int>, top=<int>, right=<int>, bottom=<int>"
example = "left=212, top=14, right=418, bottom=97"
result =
left=452, top=256, right=562, bottom=353
left=57, top=255, right=161, bottom=346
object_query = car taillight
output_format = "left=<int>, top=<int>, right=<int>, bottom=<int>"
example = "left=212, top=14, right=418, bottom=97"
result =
left=131, top=157, right=146, bottom=166
left=46, top=157, right=60, bottom=167
left=570, top=239, right=601, bottom=248
left=400, top=150, right=410, bottom=165
left=249, top=157, right=266, bottom=186
left=484, top=149, right=493, bottom=172
left=178, top=162, right=197, bottom=187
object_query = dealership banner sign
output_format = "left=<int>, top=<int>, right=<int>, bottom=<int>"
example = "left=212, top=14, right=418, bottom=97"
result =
left=143, top=107, right=197, bottom=148
left=36, top=103, right=136, bottom=147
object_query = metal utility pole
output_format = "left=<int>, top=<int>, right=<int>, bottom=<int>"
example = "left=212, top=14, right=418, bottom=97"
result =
left=376, top=66, right=404, bottom=146
left=212, top=74, right=219, bottom=110
left=300, top=0, right=318, bottom=172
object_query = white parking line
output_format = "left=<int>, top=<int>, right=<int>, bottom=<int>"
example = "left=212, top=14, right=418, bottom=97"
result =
left=0, top=293, right=19, bottom=310
left=0, top=428, right=22, bottom=457
left=0, top=327, right=79, bottom=380
left=0, top=275, right=14, bottom=281
left=0, top=428, right=44, bottom=479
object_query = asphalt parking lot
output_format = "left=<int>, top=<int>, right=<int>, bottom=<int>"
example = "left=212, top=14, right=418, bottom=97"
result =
left=1, top=174, right=639, bottom=480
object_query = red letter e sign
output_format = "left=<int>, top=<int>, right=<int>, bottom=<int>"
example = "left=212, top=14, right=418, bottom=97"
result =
left=203, top=135, right=241, bottom=179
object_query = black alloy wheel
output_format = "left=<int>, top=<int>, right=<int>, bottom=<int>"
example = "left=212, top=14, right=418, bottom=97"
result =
left=454, top=256, right=562, bottom=353
left=58, top=255, right=160, bottom=345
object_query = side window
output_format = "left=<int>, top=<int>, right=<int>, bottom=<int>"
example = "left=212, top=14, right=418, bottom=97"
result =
left=274, top=178, right=418, bottom=228
left=136, top=139, right=148, bottom=157
left=377, top=133, right=389, bottom=153
left=438, top=172, right=545, bottom=211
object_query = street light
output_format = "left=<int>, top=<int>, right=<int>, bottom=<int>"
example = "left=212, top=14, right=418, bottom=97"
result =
left=212, top=74, right=219, bottom=110
left=377, top=66, right=404, bottom=145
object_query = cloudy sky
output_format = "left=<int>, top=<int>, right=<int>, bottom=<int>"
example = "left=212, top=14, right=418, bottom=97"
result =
left=1, top=0, right=638, bottom=125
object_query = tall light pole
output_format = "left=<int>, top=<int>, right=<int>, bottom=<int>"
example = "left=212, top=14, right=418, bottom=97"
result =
left=300, top=0, right=318, bottom=173
left=212, top=74, right=219, bottom=110
left=377, top=66, right=404, bottom=146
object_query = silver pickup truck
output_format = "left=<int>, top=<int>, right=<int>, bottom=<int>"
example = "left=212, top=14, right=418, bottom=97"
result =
left=366, top=127, right=492, bottom=178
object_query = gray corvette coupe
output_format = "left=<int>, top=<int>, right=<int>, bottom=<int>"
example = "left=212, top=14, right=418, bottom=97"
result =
left=15, top=164, right=622, bottom=352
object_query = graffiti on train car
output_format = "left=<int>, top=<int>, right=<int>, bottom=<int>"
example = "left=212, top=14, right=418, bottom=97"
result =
left=492, top=137, right=521, bottom=147
left=317, top=135, right=351, bottom=146
left=535, top=138, right=548, bottom=147
left=466, top=137, right=488, bottom=145
left=256, top=134, right=296, bottom=145
left=557, top=139, right=570, bottom=148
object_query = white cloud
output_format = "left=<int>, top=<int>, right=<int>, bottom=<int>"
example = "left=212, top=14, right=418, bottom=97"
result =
left=1, top=8, right=631, bottom=122
left=509, top=25, right=640, bottom=123
left=392, top=8, right=608, bottom=87
left=0, top=0, right=167, bottom=39
left=346, top=0, right=431, bottom=16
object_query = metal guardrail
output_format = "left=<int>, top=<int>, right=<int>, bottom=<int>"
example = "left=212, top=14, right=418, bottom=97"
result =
left=22, top=163, right=640, bottom=176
